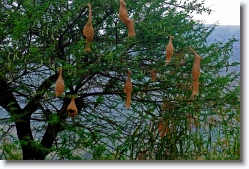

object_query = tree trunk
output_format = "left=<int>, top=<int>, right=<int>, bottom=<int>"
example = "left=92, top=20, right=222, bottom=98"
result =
left=16, top=118, right=65, bottom=160
left=15, top=116, right=47, bottom=160
left=0, top=76, right=67, bottom=160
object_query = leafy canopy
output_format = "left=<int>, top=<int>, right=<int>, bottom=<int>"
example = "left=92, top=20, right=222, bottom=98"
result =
left=0, top=0, right=240, bottom=160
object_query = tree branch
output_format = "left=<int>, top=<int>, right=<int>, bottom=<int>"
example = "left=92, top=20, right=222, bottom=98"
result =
left=22, top=73, right=58, bottom=116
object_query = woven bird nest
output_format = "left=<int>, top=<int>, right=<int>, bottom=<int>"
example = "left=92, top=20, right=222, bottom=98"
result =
left=55, top=67, right=65, bottom=97
left=67, top=97, right=78, bottom=117
left=119, top=0, right=129, bottom=23
left=83, top=3, right=94, bottom=52
left=189, top=47, right=202, bottom=97
left=166, top=35, right=174, bottom=63
left=119, top=0, right=136, bottom=37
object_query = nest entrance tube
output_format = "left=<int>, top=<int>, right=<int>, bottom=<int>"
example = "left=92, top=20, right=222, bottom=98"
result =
left=67, top=97, right=78, bottom=117
left=126, top=19, right=136, bottom=37
left=124, top=69, right=132, bottom=108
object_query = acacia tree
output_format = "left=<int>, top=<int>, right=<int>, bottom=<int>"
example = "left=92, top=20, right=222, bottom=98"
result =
left=0, top=0, right=240, bottom=160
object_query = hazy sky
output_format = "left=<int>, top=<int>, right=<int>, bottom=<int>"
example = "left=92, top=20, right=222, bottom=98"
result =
left=192, top=0, right=240, bottom=25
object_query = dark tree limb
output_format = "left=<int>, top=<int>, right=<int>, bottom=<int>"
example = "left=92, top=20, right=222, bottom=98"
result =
left=22, top=74, right=58, bottom=116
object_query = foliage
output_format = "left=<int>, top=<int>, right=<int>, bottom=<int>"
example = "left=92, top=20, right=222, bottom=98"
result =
left=0, top=0, right=240, bottom=160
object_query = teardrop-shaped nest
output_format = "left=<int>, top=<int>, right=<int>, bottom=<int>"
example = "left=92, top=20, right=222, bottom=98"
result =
left=166, top=36, right=174, bottom=63
left=67, top=97, right=78, bottom=117
left=82, top=2, right=94, bottom=52
left=55, top=67, right=65, bottom=97
left=83, top=24, right=94, bottom=42
left=119, top=0, right=129, bottom=23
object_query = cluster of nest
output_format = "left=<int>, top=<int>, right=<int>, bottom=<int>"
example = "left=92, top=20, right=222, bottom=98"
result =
left=54, top=0, right=202, bottom=117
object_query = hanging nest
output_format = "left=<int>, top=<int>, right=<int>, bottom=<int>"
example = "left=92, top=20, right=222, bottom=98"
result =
left=123, top=69, right=132, bottom=108
left=55, top=67, right=65, bottom=97
left=83, top=3, right=94, bottom=52
left=165, top=35, right=174, bottom=63
left=119, top=0, right=129, bottom=23
left=149, top=70, right=157, bottom=81
left=119, top=0, right=136, bottom=37
left=67, top=97, right=78, bottom=117
left=189, top=47, right=202, bottom=97
left=83, top=3, right=94, bottom=41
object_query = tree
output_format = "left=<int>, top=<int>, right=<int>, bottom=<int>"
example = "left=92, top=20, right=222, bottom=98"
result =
left=0, top=0, right=240, bottom=160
